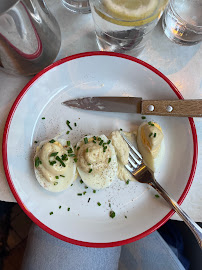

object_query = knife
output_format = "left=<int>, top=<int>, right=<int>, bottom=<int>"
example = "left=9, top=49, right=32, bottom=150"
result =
left=62, top=97, right=202, bottom=117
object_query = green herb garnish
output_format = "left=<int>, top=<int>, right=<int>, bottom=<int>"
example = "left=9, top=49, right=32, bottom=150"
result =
left=98, top=137, right=101, bottom=141
left=107, top=140, right=111, bottom=144
left=66, top=131, right=70, bottom=135
left=89, top=169, right=92, bottom=173
left=108, top=158, right=111, bottom=163
left=155, top=194, right=160, bottom=198
left=35, top=157, right=42, bottom=168
left=85, top=186, right=88, bottom=189
left=77, top=193, right=82, bottom=196
left=97, top=202, right=101, bottom=206
left=109, top=211, right=115, bottom=218
left=55, top=176, right=59, bottom=179
left=83, top=191, right=86, bottom=195
left=120, top=128, right=123, bottom=131
left=61, top=154, right=68, bottom=160
left=66, top=120, right=72, bottom=130
left=141, top=116, right=146, bottom=119
left=88, top=198, right=91, bottom=203
left=42, top=117, right=45, bottom=120
left=49, top=212, right=53, bottom=215
left=49, top=160, right=56, bottom=166
left=54, top=182, right=58, bottom=185
left=68, top=154, right=75, bottom=157
left=56, top=156, right=66, bottom=167
left=67, top=207, right=70, bottom=211
left=154, top=133, right=157, bottom=138
left=93, top=136, right=96, bottom=140
left=99, top=140, right=103, bottom=146
left=77, top=146, right=80, bottom=151
left=103, top=146, right=107, bottom=152
left=109, top=203, right=111, bottom=208
left=80, top=180, right=83, bottom=184
left=67, top=141, right=70, bottom=146
left=84, top=137, right=88, bottom=144
left=68, top=148, right=73, bottom=153
left=60, top=175, right=65, bottom=177
left=74, top=158, right=78, bottom=163
left=125, top=216, right=127, bottom=219
left=93, top=190, right=96, bottom=193
left=149, top=133, right=153, bottom=137
left=50, top=152, right=58, bottom=157
left=49, top=139, right=55, bottom=143
left=74, top=123, right=77, bottom=127
left=34, top=141, right=38, bottom=143
left=126, top=180, right=130, bottom=185
left=92, top=140, right=96, bottom=144
left=86, top=148, right=88, bottom=152
left=59, top=206, right=61, bottom=209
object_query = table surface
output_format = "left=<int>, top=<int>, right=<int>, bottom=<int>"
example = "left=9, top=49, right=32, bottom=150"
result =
left=0, top=0, right=201, bottom=222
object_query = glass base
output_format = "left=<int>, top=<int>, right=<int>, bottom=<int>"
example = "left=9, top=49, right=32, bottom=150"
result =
left=62, top=0, right=91, bottom=14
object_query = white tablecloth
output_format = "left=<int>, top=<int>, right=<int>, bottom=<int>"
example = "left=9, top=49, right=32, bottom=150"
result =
left=0, top=0, right=201, bottom=221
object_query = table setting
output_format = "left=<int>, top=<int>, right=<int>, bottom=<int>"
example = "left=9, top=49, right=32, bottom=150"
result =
left=0, top=0, right=202, bottom=248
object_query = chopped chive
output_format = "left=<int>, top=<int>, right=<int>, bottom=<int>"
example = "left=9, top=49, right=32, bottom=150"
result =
left=99, top=140, right=103, bottom=146
left=66, top=131, right=70, bottom=135
left=98, top=137, right=101, bottom=141
left=61, top=154, right=68, bottom=160
left=109, top=211, right=115, bottom=218
left=66, top=120, right=72, bottom=130
left=92, top=140, right=96, bottom=144
left=103, top=146, right=107, bottom=152
left=74, top=145, right=76, bottom=148
left=67, top=207, right=70, bottom=211
left=34, top=141, right=38, bottom=143
left=77, top=146, right=80, bottom=151
left=68, top=154, right=76, bottom=157
left=109, top=203, right=111, bottom=208
left=60, top=175, right=65, bottom=177
left=154, top=133, right=157, bottom=138
left=141, top=116, right=146, bottom=119
left=50, top=152, right=58, bottom=157
left=59, top=206, right=61, bottom=209
left=83, top=191, right=86, bottom=195
left=103, top=143, right=107, bottom=146
left=35, top=157, right=42, bottom=168
left=68, top=148, right=73, bottom=153
left=80, top=180, right=84, bottom=184
left=49, top=212, right=53, bottom=215
left=89, top=169, right=92, bottom=173
left=93, top=136, right=96, bottom=140
left=49, top=160, right=56, bottom=166
left=86, top=148, right=88, bottom=152
left=77, top=193, right=82, bottom=196
left=74, top=158, right=78, bottom=163
left=151, top=123, right=154, bottom=126
left=107, top=140, right=111, bottom=144
left=108, top=158, right=111, bottom=163
left=71, top=184, right=73, bottom=186
left=149, top=133, right=153, bottom=137
left=148, top=121, right=155, bottom=126
left=125, top=216, right=127, bottom=219
left=120, top=128, right=123, bottom=131
left=54, top=182, right=58, bottom=185
left=126, top=180, right=130, bottom=185
left=93, top=190, right=96, bottom=193
left=42, top=117, right=45, bottom=120
left=97, top=202, right=101, bottom=206
left=87, top=163, right=91, bottom=166
left=85, top=186, right=88, bottom=189
left=49, top=139, right=55, bottom=143
left=56, top=156, right=66, bottom=167
left=84, top=137, right=88, bottom=144
left=155, top=194, right=160, bottom=198
left=67, top=141, right=70, bottom=146
left=88, top=198, right=91, bottom=203
left=74, top=122, right=77, bottom=126
left=55, top=176, right=59, bottom=179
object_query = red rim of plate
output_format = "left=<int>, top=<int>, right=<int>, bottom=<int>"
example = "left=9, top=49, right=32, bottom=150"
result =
left=2, top=51, right=198, bottom=248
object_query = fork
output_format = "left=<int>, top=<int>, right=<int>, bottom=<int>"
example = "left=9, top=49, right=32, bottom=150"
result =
left=121, top=134, right=202, bottom=249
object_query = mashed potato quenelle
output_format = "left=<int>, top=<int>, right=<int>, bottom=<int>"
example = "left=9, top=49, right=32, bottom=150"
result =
left=34, top=138, right=77, bottom=192
left=76, top=135, right=118, bottom=189
left=137, top=122, right=164, bottom=172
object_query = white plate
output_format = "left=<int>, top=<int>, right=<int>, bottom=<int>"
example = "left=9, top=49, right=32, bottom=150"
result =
left=3, top=52, right=198, bottom=247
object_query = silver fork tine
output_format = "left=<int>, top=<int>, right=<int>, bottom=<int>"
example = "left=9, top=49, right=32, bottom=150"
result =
left=121, top=133, right=143, bottom=165
left=129, top=151, right=142, bottom=165
left=128, top=156, right=139, bottom=168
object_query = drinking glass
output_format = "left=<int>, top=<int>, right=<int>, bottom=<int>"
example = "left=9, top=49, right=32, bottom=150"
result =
left=62, top=0, right=91, bottom=14
left=162, top=0, right=202, bottom=45
left=89, top=0, right=168, bottom=56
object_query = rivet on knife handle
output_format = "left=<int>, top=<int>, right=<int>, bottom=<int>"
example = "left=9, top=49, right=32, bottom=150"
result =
left=141, top=100, right=202, bottom=117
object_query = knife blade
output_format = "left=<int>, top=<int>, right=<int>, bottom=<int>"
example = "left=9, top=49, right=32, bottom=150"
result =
left=62, top=97, right=202, bottom=117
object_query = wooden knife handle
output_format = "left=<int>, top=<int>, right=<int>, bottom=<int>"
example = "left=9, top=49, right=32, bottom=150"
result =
left=141, top=100, right=202, bottom=117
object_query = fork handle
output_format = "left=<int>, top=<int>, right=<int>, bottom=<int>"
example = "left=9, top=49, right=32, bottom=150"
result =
left=150, top=179, right=202, bottom=249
